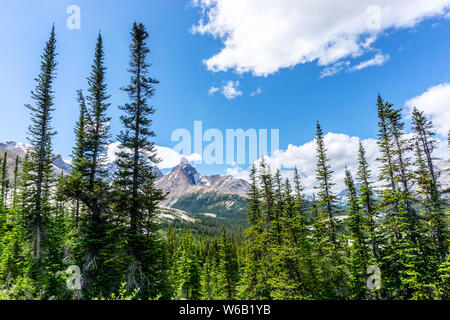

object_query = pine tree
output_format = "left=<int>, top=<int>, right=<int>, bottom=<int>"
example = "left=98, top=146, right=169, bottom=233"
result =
left=285, top=168, right=308, bottom=245
left=376, top=94, right=398, bottom=194
left=375, top=95, right=414, bottom=299
left=70, top=89, right=90, bottom=182
left=202, top=255, right=216, bottom=300
left=12, top=155, right=19, bottom=208
left=356, top=142, right=378, bottom=259
left=46, top=171, right=71, bottom=298
left=241, top=164, right=264, bottom=298
left=255, top=158, right=274, bottom=299
left=411, top=108, right=439, bottom=194
left=411, top=108, right=448, bottom=260
left=0, top=152, right=9, bottom=208
left=84, top=32, right=112, bottom=219
left=178, top=230, right=202, bottom=299
left=388, top=105, right=417, bottom=236
left=22, top=25, right=57, bottom=264
left=313, top=122, right=349, bottom=298
left=293, top=167, right=309, bottom=228
left=67, top=89, right=89, bottom=229
left=63, top=32, right=114, bottom=297
left=246, top=164, right=261, bottom=229
left=218, top=228, right=239, bottom=299
left=272, top=169, right=283, bottom=245
left=314, top=122, right=337, bottom=243
left=0, top=153, right=7, bottom=234
left=345, top=167, right=371, bottom=299
left=259, top=158, right=275, bottom=227
left=404, top=140, right=443, bottom=299
left=112, top=23, right=165, bottom=297
left=270, top=178, right=317, bottom=299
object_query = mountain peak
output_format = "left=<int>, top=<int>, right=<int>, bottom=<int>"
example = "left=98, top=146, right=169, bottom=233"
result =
left=0, top=141, right=28, bottom=157
left=180, top=156, right=190, bottom=165
left=53, top=155, right=71, bottom=172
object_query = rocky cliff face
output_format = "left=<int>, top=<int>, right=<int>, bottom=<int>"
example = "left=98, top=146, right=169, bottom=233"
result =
left=155, top=157, right=251, bottom=212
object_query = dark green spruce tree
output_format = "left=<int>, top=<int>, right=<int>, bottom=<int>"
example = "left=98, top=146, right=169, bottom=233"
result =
left=177, top=229, right=202, bottom=299
left=313, top=122, right=348, bottom=298
left=314, top=122, right=337, bottom=243
left=344, top=167, right=371, bottom=299
left=376, top=95, right=421, bottom=299
left=218, top=228, right=239, bottom=299
left=375, top=95, right=405, bottom=298
left=12, top=155, right=19, bottom=208
left=64, top=32, right=115, bottom=297
left=411, top=108, right=448, bottom=261
left=0, top=152, right=8, bottom=208
left=241, top=164, right=265, bottom=299
left=70, top=89, right=89, bottom=228
left=113, top=22, right=166, bottom=298
left=0, top=153, right=7, bottom=233
left=356, top=142, right=379, bottom=259
left=255, top=158, right=275, bottom=299
left=22, top=25, right=57, bottom=269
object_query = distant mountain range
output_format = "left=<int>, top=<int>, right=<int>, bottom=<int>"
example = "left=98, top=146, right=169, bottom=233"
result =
left=0, top=141, right=70, bottom=176
left=155, top=157, right=251, bottom=218
left=0, top=141, right=251, bottom=219
left=3, top=140, right=447, bottom=221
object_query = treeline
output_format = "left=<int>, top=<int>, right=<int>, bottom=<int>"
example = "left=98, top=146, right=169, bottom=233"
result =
left=157, top=99, right=450, bottom=300
left=0, top=23, right=169, bottom=299
left=0, top=22, right=449, bottom=300
left=234, top=107, right=449, bottom=300
left=167, top=102, right=450, bottom=300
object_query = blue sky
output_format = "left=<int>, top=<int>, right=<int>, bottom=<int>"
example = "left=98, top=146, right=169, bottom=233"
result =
left=0, top=0, right=449, bottom=185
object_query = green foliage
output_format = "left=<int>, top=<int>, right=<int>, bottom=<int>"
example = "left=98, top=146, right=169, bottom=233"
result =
left=218, top=228, right=239, bottom=299
left=112, top=22, right=166, bottom=299
left=172, top=192, right=248, bottom=219
left=344, top=168, right=372, bottom=299
left=177, top=230, right=202, bottom=299
left=1, top=24, right=448, bottom=301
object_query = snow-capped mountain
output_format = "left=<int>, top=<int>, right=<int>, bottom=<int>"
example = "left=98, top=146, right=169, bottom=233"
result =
left=53, top=155, right=72, bottom=172
left=0, top=141, right=70, bottom=174
left=1, top=140, right=165, bottom=179
left=0, top=141, right=28, bottom=158
left=155, top=157, right=250, bottom=212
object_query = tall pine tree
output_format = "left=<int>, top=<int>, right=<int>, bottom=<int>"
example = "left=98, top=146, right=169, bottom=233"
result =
left=22, top=25, right=57, bottom=264
left=356, top=142, right=378, bottom=259
left=113, top=22, right=165, bottom=297
left=314, top=121, right=337, bottom=243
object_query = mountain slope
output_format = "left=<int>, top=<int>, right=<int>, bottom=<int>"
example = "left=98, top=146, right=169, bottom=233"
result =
left=0, top=141, right=70, bottom=175
left=171, top=191, right=248, bottom=219
left=155, top=157, right=250, bottom=217
left=0, top=145, right=24, bottom=181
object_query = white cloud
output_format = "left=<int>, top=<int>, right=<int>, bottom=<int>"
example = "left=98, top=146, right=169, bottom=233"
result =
left=226, top=164, right=250, bottom=181
left=406, top=83, right=450, bottom=136
left=320, top=61, right=350, bottom=78
left=106, top=142, right=202, bottom=170
left=222, top=80, right=243, bottom=99
left=192, top=0, right=450, bottom=76
left=106, top=142, right=121, bottom=163
left=351, top=53, right=390, bottom=71
left=261, top=133, right=381, bottom=194
left=155, top=146, right=202, bottom=169
left=226, top=133, right=381, bottom=195
left=250, top=86, right=262, bottom=96
left=208, top=86, right=219, bottom=95
left=209, top=80, right=244, bottom=99
left=227, top=131, right=450, bottom=195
